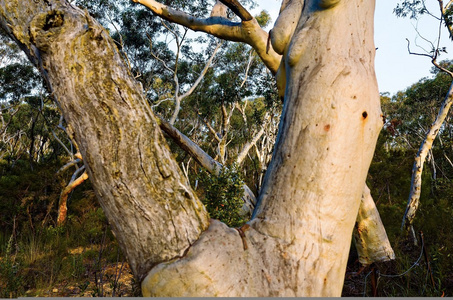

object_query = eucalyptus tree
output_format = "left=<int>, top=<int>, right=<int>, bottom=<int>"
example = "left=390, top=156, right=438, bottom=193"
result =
left=0, top=0, right=393, bottom=296
left=395, top=0, right=453, bottom=238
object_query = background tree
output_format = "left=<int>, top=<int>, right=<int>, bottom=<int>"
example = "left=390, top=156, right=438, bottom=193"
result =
left=395, top=0, right=453, bottom=240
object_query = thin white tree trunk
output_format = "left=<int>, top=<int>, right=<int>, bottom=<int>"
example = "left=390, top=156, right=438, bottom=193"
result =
left=402, top=81, right=453, bottom=231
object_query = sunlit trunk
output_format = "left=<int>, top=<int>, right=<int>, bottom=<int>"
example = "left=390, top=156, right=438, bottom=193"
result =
left=144, top=0, right=382, bottom=296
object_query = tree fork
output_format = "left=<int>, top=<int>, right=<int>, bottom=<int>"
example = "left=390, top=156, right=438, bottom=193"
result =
left=1, top=0, right=393, bottom=296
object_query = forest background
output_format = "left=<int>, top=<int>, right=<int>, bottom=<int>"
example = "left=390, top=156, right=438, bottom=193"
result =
left=1, top=0, right=453, bottom=297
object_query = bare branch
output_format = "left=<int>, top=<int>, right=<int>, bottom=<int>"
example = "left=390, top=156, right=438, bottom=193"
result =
left=170, top=40, right=223, bottom=124
left=157, top=116, right=256, bottom=214
left=57, top=156, right=82, bottom=174
left=198, top=113, right=222, bottom=142
left=240, top=48, right=254, bottom=88
left=432, top=59, right=453, bottom=77
left=57, top=169, right=88, bottom=225
left=406, top=38, right=434, bottom=59
left=180, top=40, right=223, bottom=99
left=52, top=129, right=73, bottom=157
left=158, top=116, right=223, bottom=175
left=445, top=0, right=453, bottom=11
left=236, top=127, right=265, bottom=165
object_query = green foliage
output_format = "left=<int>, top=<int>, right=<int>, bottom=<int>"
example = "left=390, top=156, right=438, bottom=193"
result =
left=255, top=10, right=272, bottom=28
left=0, top=63, right=40, bottom=103
left=197, top=165, right=246, bottom=227
left=0, top=234, right=25, bottom=298
left=394, top=0, right=428, bottom=19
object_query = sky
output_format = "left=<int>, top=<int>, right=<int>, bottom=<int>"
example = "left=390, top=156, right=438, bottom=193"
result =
left=252, top=0, right=453, bottom=96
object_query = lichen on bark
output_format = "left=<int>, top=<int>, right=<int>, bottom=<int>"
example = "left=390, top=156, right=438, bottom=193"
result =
left=0, top=0, right=210, bottom=281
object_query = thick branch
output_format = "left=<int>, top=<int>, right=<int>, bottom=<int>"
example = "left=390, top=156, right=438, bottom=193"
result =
left=132, top=0, right=281, bottom=74
left=158, top=117, right=223, bottom=175
left=218, top=0, right=253, bottom=21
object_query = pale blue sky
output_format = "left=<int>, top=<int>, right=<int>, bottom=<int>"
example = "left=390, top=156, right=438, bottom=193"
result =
left=374, top=0, right=452, bottom=95
left=254, top=0, right=453, bottom=96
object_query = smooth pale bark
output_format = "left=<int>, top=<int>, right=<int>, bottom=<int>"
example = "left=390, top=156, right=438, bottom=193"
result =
left=355, top=185, right=395, bottom=265
left=236, top=127, right=265, bottom=165
left=402, top=81, right=453, bottom=231
left=143, top=0, right=382, bottom=296
left=250, top=0, right=381, bottom=293
left=0, top=0, right=209, bottom=281
left=402, top=2, right=453, bottom=234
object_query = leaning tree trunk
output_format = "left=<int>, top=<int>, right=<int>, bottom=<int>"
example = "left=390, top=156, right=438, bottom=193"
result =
left=402, top=80, right=453, bottom=235
left=2, top=0, right=381, bottom=296
left=0, top=0, right=209, bottom=282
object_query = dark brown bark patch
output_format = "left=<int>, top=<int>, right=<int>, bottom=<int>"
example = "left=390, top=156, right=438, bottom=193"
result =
left=43, top=10, right=64, bottom=30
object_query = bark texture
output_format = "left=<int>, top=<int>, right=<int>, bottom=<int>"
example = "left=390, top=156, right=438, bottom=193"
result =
left=136, top=0, right=395, bottom=271
left=0, top=0, right=209, bottom=281
left=251, top=0, right=382, bottom=294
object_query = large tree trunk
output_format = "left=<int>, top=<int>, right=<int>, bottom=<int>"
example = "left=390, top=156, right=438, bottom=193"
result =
left=0, top=0, right=209, bottom=282
left=1, top=0, right=381, bottom=296
left=137, top=0, right=395, bottom=269
left=145, top=0, right=382, bottom=296
left=248, top=0, right=381, bottom=294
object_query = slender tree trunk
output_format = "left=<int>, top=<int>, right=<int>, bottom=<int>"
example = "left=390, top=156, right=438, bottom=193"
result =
left=402, top=80, right=453, bottom=233
left=57, top=169, right=88, bottom=225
